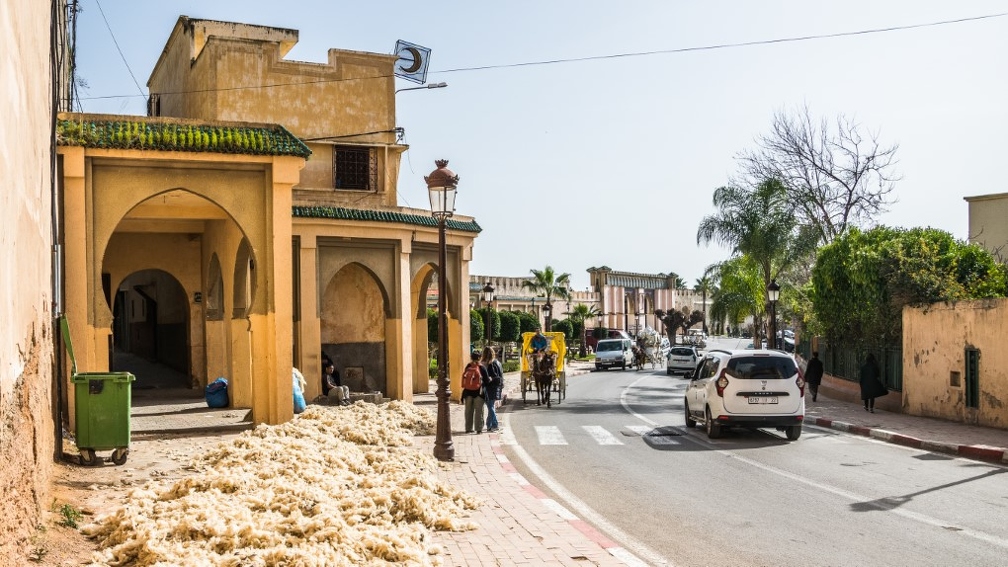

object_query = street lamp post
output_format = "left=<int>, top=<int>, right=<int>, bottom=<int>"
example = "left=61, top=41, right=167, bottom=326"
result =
left=767, top=280, right=780, bottom=350
left=544, top=301, right=553, bottom=333
left=482, top=282, right=494, bottom=345
left=426, top=159, right=459, bottom=462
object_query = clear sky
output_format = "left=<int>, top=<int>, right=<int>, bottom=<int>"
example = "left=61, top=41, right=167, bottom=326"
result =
left=74, top=1, right=1008, bottom=291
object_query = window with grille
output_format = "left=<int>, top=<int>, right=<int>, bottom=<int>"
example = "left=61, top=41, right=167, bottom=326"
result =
left=965, top=348, right=980, bottom=409
left=333, top=146, right=374, bottom=190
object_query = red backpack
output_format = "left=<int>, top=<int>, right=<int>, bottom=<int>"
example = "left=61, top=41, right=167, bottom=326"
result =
left=461, top=363, right=482, bottom=391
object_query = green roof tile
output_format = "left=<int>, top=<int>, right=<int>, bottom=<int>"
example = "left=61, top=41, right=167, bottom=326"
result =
left=292, top=206, right=481, bottom=233
left=56, top=115, right=311, bottom=158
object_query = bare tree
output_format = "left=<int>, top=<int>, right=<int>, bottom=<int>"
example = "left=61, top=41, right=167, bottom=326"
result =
left=735, top=103, right=900, bottom=243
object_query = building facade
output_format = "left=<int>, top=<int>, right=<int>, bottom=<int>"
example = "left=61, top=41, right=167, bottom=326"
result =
left=0, top=0, right=69, bottom=560
left=56, top=16, right=480, bottom=428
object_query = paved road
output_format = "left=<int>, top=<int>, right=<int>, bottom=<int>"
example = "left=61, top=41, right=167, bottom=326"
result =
left=502, top=365, right=1008, bottom=567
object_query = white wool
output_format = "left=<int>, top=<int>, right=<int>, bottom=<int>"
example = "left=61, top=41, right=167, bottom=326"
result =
left=83, top=402, right=478, bottom=566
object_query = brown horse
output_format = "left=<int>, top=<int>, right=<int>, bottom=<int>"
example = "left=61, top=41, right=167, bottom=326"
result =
left=532, top=351, right=557, bottom=408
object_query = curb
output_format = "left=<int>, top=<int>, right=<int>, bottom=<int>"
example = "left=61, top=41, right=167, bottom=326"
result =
left=811, top=417, right=1008, bottom=464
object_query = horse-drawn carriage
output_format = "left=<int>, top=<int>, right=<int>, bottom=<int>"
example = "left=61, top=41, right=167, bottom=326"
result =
left=520, top=331, right=567, bottom=407
left=631, top=327, right=664, bottom=370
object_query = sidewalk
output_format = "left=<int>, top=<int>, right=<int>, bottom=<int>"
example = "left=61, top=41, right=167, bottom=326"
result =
left=413, top=359, right=631, bottom=566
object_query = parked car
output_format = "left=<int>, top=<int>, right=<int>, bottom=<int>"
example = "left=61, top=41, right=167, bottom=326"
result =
left=594, top=338, right=634, bottom=371
left=684, top=349, right=805, bottom=440
left=666, top=346, right=701, bottom=376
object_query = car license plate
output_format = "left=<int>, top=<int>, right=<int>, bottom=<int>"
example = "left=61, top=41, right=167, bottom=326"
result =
left=748, top=396, right=778, bottom=404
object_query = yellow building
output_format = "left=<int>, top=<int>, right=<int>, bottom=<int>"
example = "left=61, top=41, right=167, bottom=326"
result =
left=56, top=16, right=479, bottom=427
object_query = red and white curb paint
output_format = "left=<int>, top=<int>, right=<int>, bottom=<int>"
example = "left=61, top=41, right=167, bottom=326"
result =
left=491, top=422, right=661, bottom=567
left=811, top=417, right=1008, bottom=464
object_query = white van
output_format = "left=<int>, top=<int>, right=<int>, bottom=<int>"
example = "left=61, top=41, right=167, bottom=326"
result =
left=595, top=338, right=634, bottom=371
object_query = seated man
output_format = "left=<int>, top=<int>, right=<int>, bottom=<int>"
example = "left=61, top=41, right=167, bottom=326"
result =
left=323, top=362, right=351, bottom=406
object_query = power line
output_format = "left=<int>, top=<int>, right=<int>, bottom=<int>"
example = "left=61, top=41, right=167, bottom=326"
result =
left=93, top=0, right=146, bottom=97
left=439, top=12, right=1008, bottom=73
left=79, top=11, right=1008, bottom=102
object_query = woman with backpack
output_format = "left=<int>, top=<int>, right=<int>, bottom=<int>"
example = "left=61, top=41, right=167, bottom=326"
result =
left=461, top=350, right=489, bottom=434
left=481, top=346, right=503, bottom=432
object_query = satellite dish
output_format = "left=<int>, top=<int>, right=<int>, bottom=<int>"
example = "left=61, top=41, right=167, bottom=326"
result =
left=394, top=40, right=431, bottom=84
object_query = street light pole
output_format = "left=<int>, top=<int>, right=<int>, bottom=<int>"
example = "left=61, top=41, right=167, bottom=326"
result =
left=395, top=81, right=448, bottom=94
left=426, top=160, right=459, bottom=462
left=482, top=282, right=494, bottom=346
left=767, top=280, right=780, bottom=351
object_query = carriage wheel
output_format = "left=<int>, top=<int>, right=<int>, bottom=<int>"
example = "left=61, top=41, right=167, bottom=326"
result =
left=521, top=374, right=528, bottom=403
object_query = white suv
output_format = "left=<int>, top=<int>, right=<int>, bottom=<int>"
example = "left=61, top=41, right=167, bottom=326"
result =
left=684, top=349, right=805, bottom=440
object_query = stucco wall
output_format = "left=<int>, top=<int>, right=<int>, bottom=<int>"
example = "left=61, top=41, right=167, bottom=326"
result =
left=966, top=193, right=1008, bottom=261
left=0, top=0, right=55, bottom=562
left=903, top=298, right=1008, bottom=428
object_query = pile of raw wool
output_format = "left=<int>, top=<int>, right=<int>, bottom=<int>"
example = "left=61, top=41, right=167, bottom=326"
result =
left=83, top=401, right=480, bottom=566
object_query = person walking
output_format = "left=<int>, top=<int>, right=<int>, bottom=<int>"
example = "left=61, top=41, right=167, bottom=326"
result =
left=805, top=351, right=824, bottom=402
left=859, top=353, right=887, bottom=413
left=481, top=346, right=503, bottom=432
left=461, top=351, right=488, bottom=433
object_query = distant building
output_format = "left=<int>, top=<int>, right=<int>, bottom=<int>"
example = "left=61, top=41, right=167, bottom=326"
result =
left=964, top=192, right=1008, bottom=261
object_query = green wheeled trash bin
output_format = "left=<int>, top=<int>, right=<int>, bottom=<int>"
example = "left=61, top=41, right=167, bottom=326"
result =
left=60, top=317, right=135, bottom=466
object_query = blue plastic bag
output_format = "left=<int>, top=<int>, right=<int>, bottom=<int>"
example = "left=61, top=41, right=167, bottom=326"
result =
left=292, top=368, right=307, bottom=414
left=205, top=377, right=229, bottom=408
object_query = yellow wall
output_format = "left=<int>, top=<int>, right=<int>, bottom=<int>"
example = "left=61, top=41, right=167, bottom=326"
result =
left=148, top=17, right=405, bottom=210
left=58, top=143, right=303, bottom=425
left=965, top=193, right=1008, bottom=261
left=903, top=298, right=1008, bottom=429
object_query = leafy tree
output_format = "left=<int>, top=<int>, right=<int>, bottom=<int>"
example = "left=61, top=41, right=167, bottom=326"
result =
left=812, top=226, right=1008, bottom=348
left=522, top=266, right=571, bottom=332
left=498, top=311, right=521, bottom=343
left=426, top=308, right=438, bottom=342
left=735, top=103, right=900, bottom=243
left=658, top=307, right=703, bottom=343
left=552, top=318, right=574, bottom=343
left=592, top=327, right=608, bottom=339
left=477, top=307, right=500, bottom=342
left=469, top=308, right=484, bottom=344
left=518, top=310, right=539, bottom=335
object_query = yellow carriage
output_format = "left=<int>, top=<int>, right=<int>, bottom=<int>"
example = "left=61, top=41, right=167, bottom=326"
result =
left=519, top=331, right=567, bottom=404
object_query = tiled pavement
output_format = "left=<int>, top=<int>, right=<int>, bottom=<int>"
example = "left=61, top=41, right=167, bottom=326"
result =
left=123, top=357, right=1006, bottom=567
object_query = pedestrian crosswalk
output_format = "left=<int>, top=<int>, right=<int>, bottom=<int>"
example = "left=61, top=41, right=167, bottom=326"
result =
left=528, top=424, right=685, bottom=447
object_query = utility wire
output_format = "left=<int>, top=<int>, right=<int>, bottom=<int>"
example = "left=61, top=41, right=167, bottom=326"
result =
left=439, top=11, right=1008, bottom=73
left=79, top=11, right=1008, bottom=102
left=93, top=0, right=146, bottom=97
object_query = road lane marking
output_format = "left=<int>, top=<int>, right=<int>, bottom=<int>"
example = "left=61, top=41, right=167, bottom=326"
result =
left=626, top=425, right=652, bottom=436
left=583, top=425, right=624, bottom=445
left=621, top=374, right=1008, bottom=552
left=536, top=425, right=567, bottom=445
left=502, top=414, right=673, bottom=567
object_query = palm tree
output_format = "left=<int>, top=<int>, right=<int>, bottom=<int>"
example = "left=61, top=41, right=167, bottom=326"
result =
left=697, top=178, right=817, bottom=347
left=709, top=257, right=764, bottom=344
left=570, top=303, right=602, bottom=357
left=522, top=266, right=571, bottom=333
left=667, top=272, right=688, bottom=290
left=694, top=266, right=716, bottom=335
